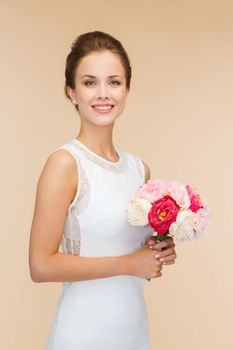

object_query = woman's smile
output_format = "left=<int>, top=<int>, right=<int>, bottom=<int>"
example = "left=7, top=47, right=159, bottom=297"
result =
left=92, top=103, right=115, bottom=114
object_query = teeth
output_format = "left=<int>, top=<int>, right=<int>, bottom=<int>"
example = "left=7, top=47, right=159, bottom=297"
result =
left=93, top=106, right=112, bottom=110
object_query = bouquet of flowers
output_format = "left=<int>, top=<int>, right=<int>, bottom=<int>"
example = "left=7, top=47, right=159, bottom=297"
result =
left=126, top=178, right=211, bottom=245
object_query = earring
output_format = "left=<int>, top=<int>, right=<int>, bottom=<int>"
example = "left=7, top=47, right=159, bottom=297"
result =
left=72, top=100, right=76, bottom=104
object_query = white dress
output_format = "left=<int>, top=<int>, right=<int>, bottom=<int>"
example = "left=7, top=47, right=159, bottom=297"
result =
left=45, top=138, right=152, bottom=350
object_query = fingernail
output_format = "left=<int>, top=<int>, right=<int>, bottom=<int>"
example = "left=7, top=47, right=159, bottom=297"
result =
left=155, top=254, right=160, bottom=258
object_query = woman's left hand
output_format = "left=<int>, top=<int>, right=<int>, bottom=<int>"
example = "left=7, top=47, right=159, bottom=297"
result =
left=146, top=236, right=177, bottom=265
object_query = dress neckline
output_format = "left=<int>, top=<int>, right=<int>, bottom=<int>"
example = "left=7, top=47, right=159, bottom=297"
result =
left=72, top=138, right=121, bottom=164
left=70, top=138, right=128, bottom=173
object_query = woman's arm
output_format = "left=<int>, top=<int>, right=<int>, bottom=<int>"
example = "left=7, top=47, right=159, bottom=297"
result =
left=28, top=150, right=132, bottom=283
left=142, top=159, right=150, bottom=183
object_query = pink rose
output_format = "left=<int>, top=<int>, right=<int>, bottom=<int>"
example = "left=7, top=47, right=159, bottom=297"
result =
left=194, top=200, right=212, bottom=236
left=148, top=195, right=180, bottom=234
left=168, top=181, right=190, bottom=208
left=186, top=185, right=203, bottom=213
left=138, top=179, right=171, bottom=203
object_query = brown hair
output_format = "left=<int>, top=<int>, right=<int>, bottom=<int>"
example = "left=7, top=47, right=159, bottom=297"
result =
left=64, top=30, right=132, bottom=111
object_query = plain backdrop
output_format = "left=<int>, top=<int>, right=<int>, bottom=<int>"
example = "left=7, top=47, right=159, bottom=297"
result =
left=1, top=1, right=233, bottom=349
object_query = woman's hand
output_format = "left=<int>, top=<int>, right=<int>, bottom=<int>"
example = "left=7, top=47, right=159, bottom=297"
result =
left=128, top=245, right=163, bottom=280
left=146, top=236, right=177, bottom=265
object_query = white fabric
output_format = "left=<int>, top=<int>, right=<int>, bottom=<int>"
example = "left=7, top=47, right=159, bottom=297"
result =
left=45, top=138, right=152, bottom=350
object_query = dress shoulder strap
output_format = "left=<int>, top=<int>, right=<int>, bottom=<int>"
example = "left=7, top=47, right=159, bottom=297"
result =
left=54, top=142, right=91, bottom=215
left=133, top=155, right=145, bottom=183
left=125, top=151, right=145, bottom=183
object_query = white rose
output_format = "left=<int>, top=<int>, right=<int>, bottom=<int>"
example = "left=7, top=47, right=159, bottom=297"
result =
left=169, top=209, right=197, bottom=241
left=126, top=198, right=152, bottom=226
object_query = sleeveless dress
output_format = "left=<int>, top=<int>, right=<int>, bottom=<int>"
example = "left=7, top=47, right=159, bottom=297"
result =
left=45, top=137, right=153, bottom=350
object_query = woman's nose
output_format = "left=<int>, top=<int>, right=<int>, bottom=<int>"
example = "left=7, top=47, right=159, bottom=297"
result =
left=97, top=83, right=110, bottom=99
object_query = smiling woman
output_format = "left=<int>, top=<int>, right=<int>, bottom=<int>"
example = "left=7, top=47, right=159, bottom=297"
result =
left=65, top=48, right=129, bottom=128
left=64, top=32, right=131, bottom=112
left=29, top=30, right=176, bottom=350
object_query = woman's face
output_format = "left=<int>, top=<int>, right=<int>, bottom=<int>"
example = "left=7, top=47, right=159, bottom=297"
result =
left=67, top=50, right=129, bottom=126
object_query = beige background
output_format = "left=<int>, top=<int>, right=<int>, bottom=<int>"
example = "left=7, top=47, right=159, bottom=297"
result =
left=1, top=1, right=233, bottom=349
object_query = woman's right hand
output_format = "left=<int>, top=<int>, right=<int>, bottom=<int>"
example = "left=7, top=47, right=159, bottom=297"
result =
left=128, top=245, right=163, bottom=280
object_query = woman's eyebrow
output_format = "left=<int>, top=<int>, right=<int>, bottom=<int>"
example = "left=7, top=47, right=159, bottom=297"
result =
left=81, top=75, right=121, bottom=78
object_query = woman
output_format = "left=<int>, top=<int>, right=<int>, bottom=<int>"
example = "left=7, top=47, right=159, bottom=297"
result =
left=29, top=31, right=177, bottom=350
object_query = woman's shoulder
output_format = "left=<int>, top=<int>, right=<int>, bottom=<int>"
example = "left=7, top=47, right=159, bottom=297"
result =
left=47, top=138, right=80, bottom=167
left=39, top=146, right=77, bottom=189
left=48, top=148, right=76, bottom=167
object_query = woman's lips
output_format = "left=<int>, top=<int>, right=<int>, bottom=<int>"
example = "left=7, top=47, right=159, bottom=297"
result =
left=92, top=105, right=115, bottom=114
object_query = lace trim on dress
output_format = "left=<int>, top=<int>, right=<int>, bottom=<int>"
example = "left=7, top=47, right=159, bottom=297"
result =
left=63, top=155, right=90, bottom=255
left=56, top=145, right=91, bottom=216
left=70, top=139, right=128, bottom=173
left=69, top=157, right=91, bottom=215
left=61, top=210, right=82, bottom=256
left=55, top=144, right=91, bottom=256
left=61, top=235, right=81, bottom=256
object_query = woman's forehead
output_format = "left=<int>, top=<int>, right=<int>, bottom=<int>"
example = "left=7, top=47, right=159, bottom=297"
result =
left=76, top=51, right=125, bottom=77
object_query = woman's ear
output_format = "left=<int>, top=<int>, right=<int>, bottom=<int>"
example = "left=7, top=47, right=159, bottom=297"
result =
left=66, top=86, right=76, bottom=103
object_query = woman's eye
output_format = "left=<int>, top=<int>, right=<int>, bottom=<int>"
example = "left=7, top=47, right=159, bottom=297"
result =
left=84, top=81, right=95, bottom=86
left=111, top=80, right=121, bottom=85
